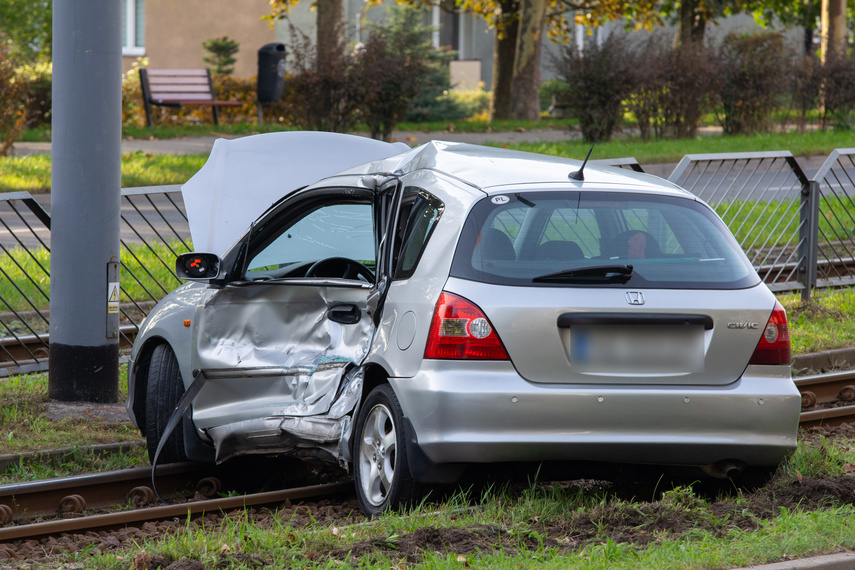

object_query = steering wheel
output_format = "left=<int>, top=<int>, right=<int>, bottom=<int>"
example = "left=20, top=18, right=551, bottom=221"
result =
left=305, top=257, right=375, bottom=282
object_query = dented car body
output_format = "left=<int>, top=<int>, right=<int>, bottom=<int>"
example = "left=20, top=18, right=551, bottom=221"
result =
left=127, top=132, right=801, bottom=515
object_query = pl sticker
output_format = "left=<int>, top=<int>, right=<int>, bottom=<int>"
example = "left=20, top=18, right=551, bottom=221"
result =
left=492, top=196, right=510, bottom=205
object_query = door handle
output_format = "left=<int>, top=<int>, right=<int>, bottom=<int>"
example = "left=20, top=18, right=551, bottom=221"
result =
left=327, top=303, right=361, bottom=325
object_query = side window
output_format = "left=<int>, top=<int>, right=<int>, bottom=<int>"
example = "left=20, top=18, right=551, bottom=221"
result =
left=394, top=188, right=443, bottom=279
left=246, top=202, right=375, bottom=279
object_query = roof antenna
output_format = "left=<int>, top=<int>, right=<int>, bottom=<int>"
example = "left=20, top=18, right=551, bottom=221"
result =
left=569, top=97, right=619, bottom=181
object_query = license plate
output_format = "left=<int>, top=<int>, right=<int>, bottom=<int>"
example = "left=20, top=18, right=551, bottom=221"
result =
left=570, top=325, right=704, bottom=374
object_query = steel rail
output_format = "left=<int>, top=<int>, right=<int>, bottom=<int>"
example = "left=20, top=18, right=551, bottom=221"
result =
left=0, top=481, right=352, bottom=543
left=797, top=369, right=855, bottom=427
left=0, top=463, right=209, bottom=525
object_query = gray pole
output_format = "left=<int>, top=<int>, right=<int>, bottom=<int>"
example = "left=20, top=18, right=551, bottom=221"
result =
left=49, top=0, right=122, bottom=402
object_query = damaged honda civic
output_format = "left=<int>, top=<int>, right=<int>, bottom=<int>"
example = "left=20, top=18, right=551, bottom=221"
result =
left=127, top=131, right=801, bottom=515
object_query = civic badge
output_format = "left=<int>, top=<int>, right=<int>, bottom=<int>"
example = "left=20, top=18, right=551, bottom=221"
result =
left=625, top=291, right=645, bottom=305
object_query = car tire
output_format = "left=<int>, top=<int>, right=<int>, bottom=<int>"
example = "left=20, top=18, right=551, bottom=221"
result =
left=353, top=384, right=420, bottom=516
left=144, top=343, right=188, bottom=464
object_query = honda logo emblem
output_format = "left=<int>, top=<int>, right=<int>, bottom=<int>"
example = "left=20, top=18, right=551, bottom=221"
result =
left=625, top=291, right=645, bottom=305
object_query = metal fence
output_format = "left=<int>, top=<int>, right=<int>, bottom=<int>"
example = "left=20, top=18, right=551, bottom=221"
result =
left=0, top=149, right=852, bottom=376
left=117, top=185, right=190, bottom=348
left=810, top=149, right=855, bottom=291
left=668, top=151, right=814, bottom=297
left=0, top=185, right=188, bottom=377
left=0, top=192, right=52, bottom=376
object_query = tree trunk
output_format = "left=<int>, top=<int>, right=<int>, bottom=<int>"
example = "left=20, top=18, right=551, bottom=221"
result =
left=676, top=0, right=707, bottom=46
left=316, top=0, right=345, bottom=72
left=509, top=0, right=546, bottom=120
left=489, top=7, right=519, bottom=120
left=821, top=0, right=847, bottom=62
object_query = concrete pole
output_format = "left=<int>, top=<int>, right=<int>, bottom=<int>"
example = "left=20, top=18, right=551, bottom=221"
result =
left=49, top=0, right=122, bottom=402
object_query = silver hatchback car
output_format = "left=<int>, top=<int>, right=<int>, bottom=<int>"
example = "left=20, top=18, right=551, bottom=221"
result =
left=127, top=132, right=801, bottom=515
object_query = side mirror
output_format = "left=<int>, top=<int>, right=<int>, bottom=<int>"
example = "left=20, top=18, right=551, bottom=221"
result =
left=176, top=252, right=222, bottom=280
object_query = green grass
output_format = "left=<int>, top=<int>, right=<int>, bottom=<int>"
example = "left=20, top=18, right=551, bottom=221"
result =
left=0, top=368, right=144, bottom=458
left=503, top=129, right=855, bottom=164
left=780, top=287, right=855, bottom=356
left=0, top=152, right=207, bottom=192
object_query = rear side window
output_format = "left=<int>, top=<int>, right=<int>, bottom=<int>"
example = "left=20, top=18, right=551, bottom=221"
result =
left=450, top=191, right=759, bottom=289
left=394, top=188, right=444, bottom=280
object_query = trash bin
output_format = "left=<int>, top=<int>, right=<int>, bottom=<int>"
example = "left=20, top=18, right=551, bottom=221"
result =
left=257, top=43, right=286, bottom=103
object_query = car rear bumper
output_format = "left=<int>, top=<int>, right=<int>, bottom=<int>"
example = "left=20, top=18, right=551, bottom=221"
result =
left=389, top=361, right=800, bottom=467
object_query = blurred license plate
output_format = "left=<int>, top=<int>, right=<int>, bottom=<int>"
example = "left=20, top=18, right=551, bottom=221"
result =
left=570, top=325, right=704, bottom=374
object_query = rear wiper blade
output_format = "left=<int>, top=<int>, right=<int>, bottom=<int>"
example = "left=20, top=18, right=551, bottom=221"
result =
left=532, top=264, right=633, bottom=283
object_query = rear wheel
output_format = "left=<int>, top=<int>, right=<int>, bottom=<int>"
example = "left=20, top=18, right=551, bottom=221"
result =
left=353, top=384, right=420, bottom=516
left=144, top=343, right=188, bottom=464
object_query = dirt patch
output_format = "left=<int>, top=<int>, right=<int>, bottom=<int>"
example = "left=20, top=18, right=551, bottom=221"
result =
left=322, top=474, right=855, bottom=565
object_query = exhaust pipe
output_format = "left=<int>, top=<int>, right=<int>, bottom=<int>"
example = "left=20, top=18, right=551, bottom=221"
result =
left=701, top=459, right=745, bottom=479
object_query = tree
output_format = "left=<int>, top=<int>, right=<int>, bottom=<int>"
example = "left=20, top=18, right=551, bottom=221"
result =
left=0, top=0, right=52, bottom=62
left=202, top=37, right=240, bottom=75
left=510, top=0, right=547, bottom=120
left=821, top=0, right=847, bottom=61
left=744, top=0, right=821, bottom=55
left=268, top=0, right=345, bottom=75
left=357, top=8, right=433, bottom=140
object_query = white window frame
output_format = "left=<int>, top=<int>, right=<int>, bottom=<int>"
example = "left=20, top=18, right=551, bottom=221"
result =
left=122, top=0, right=145, bottom=56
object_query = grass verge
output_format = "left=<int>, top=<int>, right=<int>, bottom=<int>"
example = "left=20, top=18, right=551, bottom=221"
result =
left=501, top=129, right=855, bottom=164
left=779, top=287, right=855, bottom=355
left=0, top=367, right=144, bottom=459
left=0, top=152, right=207, bottom=192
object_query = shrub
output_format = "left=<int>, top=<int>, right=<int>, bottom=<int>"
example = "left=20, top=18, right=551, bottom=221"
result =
left=716, top=31, right=790, bottom=135
left=819, top=55, right=855, bottom=130
left=540, top=78, right=568, bottom=115
left=17, top=60, right=51, bottom=128
left=788, top=55, right=821, bottom=133
left=449, top=89, right=491, bottom=118
left=626, top=36, right=719, bottom=140
left=549, top=33, right=641, bottom=142
left=0, top=43, right=28, bottom=155
left=280, top=25, right=361, bottom=133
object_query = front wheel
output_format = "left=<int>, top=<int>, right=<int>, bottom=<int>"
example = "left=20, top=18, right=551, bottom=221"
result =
left=144, top=343, right=188, bottom=464
left=353, top=384, right=420, bottom=516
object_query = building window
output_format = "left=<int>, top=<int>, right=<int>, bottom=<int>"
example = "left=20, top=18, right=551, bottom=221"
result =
left=122, top=0, right=145, bottom=56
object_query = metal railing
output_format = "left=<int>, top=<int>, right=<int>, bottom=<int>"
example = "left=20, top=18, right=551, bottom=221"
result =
left=0, top=185, right=189, bottom=377
left=668, top=151, right=814, bottom=297
left=0, top=192, right=52, bottom=375
left=117, top=185, right=190, bottom=348
left=810, top=149, right=855, bottom=292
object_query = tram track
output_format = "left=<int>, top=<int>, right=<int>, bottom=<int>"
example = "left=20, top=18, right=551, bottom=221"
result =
left=796, top=369, right=855, bottom=428
left=0, top=459, right=353, bottom=545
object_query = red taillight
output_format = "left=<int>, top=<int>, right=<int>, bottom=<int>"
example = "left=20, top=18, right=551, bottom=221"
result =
left=748, top=301, right=791, bottom=365
left=424, top=292, right=509, bottom=360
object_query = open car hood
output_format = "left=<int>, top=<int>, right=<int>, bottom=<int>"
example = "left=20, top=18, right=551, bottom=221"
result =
left=181, top=131, right=409, bottom=255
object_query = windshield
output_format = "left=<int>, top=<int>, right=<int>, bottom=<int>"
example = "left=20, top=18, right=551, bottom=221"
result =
left=450, top=191, right=759, bottom=289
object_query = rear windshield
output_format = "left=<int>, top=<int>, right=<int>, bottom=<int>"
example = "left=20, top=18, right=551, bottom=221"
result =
left=450, top=191, right=759, bottom=289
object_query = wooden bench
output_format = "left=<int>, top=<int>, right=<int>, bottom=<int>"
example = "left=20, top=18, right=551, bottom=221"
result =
left=139, top=68, right=241, bottom=127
